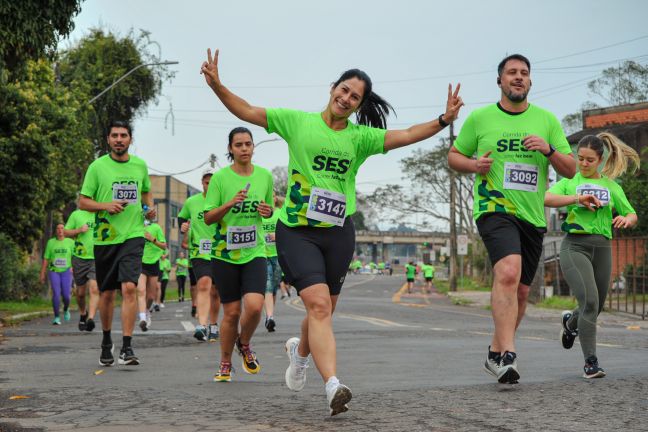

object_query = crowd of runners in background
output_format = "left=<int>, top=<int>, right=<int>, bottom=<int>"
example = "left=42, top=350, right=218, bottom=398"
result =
left=38, top=51, right=639, bottom=415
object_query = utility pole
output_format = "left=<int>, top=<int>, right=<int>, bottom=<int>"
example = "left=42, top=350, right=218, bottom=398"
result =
left=449, top=123, right=458, bottom=292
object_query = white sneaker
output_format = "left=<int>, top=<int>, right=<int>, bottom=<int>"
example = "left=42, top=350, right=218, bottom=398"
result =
left=285, top=337, right=308, bottom=391
left=159, top=303, right=165, bottom=309
left=326, top=382, right=352, bottom=416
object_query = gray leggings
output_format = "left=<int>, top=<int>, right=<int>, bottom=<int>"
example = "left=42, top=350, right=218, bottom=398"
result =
left=559, top=234, right=611, bottom=360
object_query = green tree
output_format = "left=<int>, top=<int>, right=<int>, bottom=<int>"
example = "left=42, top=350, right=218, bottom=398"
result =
left=57, top=29, right=174, bottom=154
left=0, top=60, right=93, bottom=251
left=272, top=166, right=288, bottom=196
left=588, top=61, right=648, bottom=106
left=619, top=149, right=648, bottom=235
left=0, top=1, right=82, bottom=73
left=368, top=139, right=474, bottom=234
left=561, top=61, right=648, bottom=133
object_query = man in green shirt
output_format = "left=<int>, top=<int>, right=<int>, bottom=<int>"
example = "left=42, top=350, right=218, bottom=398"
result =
left=64, top=207, right=99, bottom=331
left=136, top=220, right=167, bottom=331
left=158, top=253, right=171, bottom=306
left=80, top=120, right=156, bottom=367
left=405, top=262, right=417, bottom=293
left=448, top=54, right=576, bottom=384
left=178, top=169, right=221, bottom=342
left=421, top=263, right=435, bottom=294
left=175, top=252, right=189, bottom=301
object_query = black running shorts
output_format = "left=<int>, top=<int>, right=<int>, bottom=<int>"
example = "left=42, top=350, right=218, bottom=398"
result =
left=192, top=258, right=214, bottom=281
left=71, top=256, right=96, bottom=286
left=141, top=261, right=160, bottom=278
left=276, top=217, right=355, bottom=296
left=212, top=257, right=266, bottom=304
left=94, top=237, right=145, bottom=292
left=189, top=267, right=197, bottom=286
left=476, top=213, right=545, bottom=286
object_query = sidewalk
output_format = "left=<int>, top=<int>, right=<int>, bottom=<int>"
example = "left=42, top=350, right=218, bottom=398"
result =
left=447, top=290, right=646, bottom=328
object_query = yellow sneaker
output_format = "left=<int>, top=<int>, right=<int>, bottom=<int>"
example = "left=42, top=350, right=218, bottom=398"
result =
left=236, top=338, right=261, bottom=374
left=213, top=362, right=232, bottom=382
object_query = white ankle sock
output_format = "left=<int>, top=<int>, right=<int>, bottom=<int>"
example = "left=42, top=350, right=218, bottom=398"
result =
left=138, top=312, right=146, bottom=321
left=325, top=376, right=339, bottom=393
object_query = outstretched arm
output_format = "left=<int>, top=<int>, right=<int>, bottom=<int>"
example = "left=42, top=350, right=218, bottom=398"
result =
left=201, top=48, right=268, bottom=129
left=384, top=84, right=464, bottom=151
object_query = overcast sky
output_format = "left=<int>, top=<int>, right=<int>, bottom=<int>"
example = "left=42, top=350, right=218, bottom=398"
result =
left=62, top=0, right=648, bottom=230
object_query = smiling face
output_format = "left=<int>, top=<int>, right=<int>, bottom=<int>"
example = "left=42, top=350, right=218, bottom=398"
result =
left=499, top=59, right=531, bottom=103
left=229, top=132, right=254, bottom=164
left=328, top=77, right=366, bottom=120
left=107, top=126, right=132, bottom=156
left=577, top=146, right=603, bottom=178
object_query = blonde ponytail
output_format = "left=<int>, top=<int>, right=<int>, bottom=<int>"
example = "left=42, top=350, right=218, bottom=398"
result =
left=597, top=132, right=640, bottom=179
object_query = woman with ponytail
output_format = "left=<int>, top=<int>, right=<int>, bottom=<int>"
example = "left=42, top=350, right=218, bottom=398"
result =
left=545, top=132, right=639, bottom=379
left=201, top=48, right=463, bottom=415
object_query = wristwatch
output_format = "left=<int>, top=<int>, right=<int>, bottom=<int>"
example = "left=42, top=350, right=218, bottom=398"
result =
left=544, top=144, right=556, bottom=158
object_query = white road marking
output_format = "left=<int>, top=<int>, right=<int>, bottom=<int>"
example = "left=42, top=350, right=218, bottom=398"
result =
left=181, top=321, right=194, bottom=332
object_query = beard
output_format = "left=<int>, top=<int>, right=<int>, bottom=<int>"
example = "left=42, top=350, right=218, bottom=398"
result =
left=111, top=146, right=128, bottom=156
left=505, top=88, right=528, bottom=103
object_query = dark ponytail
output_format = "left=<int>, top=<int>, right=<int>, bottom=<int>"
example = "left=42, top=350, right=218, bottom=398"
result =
left=333, top=68, right=395, bottom=129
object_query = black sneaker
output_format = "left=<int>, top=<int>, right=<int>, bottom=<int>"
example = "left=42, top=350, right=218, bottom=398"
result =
left=78, top=314, right=87, bottom=331
left=191, top=306, right=197, bottom=318
left=583, top=356, right=606, bottom=379
left=560, top=310, right=578, bottom=349
left=99, top=344, right=115, bottom=367
left=193, top=325, right=208, bottom=342
left=118, top=346, right=140, bottom=366
left=497, top=351, right=520, bottom=384
left=85, top=318, right=96, bottom=332
left=154, top=304, right=160, bottom=312
left=265, top=317, right=276, bottom=332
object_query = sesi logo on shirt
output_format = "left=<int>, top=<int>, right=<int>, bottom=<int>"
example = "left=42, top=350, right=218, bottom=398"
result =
left=312, top=155, right=351, bottom=174
left=231, top=200, right=261, bottom=214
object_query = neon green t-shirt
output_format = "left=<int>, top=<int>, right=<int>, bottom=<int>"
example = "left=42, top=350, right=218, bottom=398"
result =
left=352, top=260, right=362, bottom=270
left=175, top=258, right=188, bottom=276
left=422, top=264, right=435, bottom=278
left=262, top=210, right=280, bottom=258
left=64, top=209, right=95, bottom=259
left=369, top=262, right=377, bottom=269
left=142, top=223, right=166, bottom=264
left=266, top=108, right=386, bottom=228
left=204, top=165, right=274, bottom=264
left=454, top=103, right=572, bottom=228
left=178, top=193, right=216, bottom=262
left=44, top=237, right=74, bottom=272
left=80, top=154, right=151, bottom=245
left=159, top=258, right=171, bottom=280
left=406, top=264, right=416, bottom=279
left=378, top=262, right=385, bottom=270
left=548, top=172, right=635, bottom=239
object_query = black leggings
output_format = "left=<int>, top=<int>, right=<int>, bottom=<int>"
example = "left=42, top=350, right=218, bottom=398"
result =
left=160, top=279, right=168, bottom=302
left=177, top=276, right=186, bottom=299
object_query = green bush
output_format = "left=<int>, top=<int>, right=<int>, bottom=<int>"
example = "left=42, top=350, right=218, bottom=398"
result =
left=0, top=233, right=45, bottom=300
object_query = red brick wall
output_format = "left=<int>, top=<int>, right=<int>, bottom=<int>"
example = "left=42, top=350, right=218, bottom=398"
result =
left=584, top=108, right=648, bottom=128
left=611, top=238, right=647, bottom=277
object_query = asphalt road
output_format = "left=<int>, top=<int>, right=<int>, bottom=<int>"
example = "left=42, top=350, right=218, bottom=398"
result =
left=1, top=274, right=647, bottom=431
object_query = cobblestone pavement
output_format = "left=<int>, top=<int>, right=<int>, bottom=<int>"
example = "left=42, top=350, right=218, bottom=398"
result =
left=1, top=275, right=647, bottom=431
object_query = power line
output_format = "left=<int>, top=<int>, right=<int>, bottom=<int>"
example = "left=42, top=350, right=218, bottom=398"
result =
left=148, top=159, right=210, bottom=176
left=534, top=34, right=648, bottom=64
left=166, top=43, right=648, bottom=91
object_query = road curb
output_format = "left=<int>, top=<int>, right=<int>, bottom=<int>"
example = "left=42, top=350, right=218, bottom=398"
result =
left=0, top=310, right=51, bottom=327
